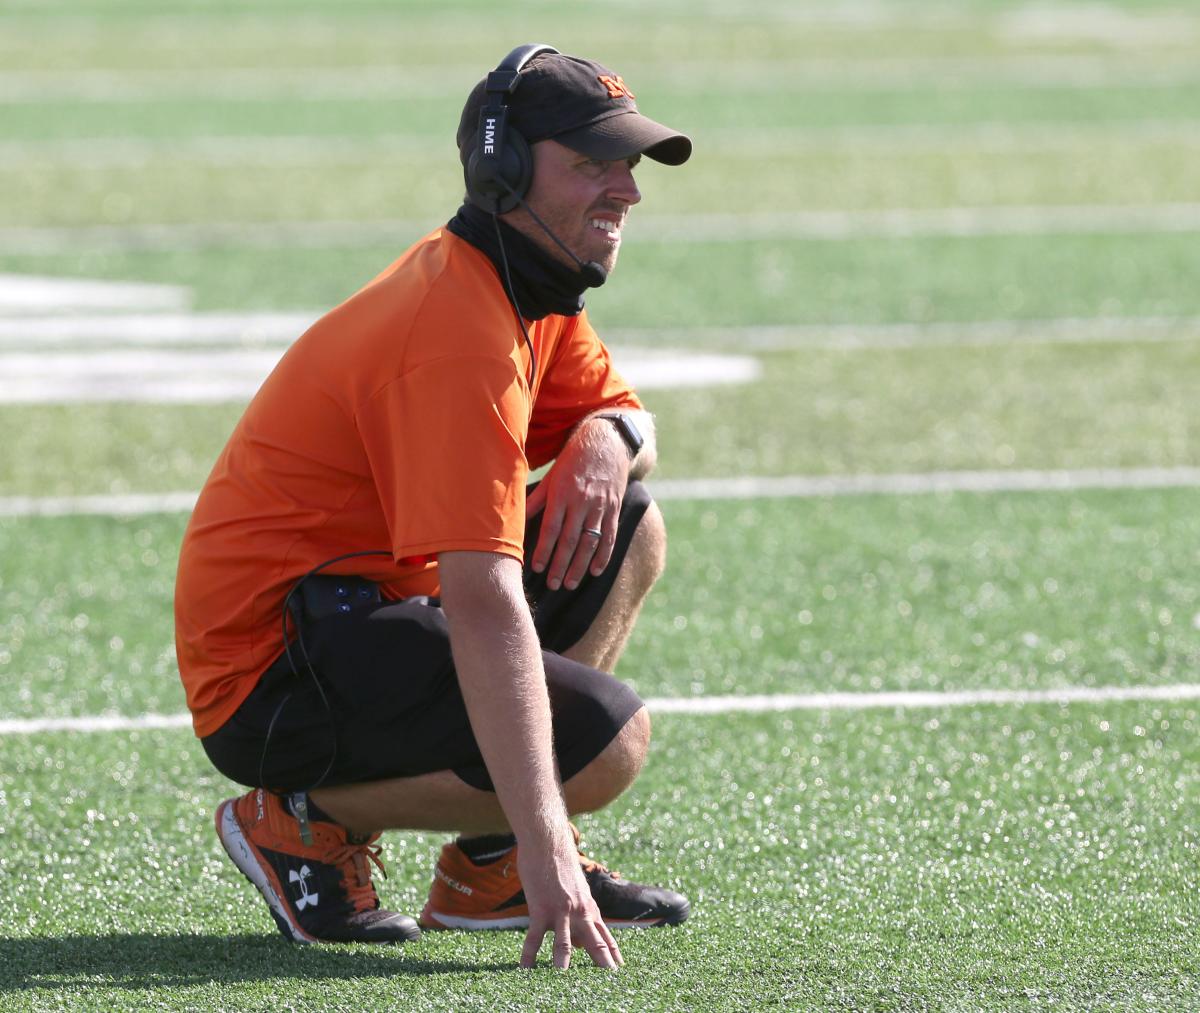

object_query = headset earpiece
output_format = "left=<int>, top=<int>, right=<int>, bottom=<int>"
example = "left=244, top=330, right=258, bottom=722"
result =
left=464, top=43, right=559, bottom=214
left=465, top=104, right=533, bottom=214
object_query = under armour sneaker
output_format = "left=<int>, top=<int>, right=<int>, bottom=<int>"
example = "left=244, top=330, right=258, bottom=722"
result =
left=215, top=788, right=420, bottom=945
left=418, top=824, right=689, bottom=930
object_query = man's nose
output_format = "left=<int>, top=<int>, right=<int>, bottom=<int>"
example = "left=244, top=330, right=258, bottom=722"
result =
left=608, top=162, right=642, bottom=206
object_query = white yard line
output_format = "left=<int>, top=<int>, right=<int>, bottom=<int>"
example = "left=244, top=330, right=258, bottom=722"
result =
left=645, top=204, right=1200, bottom=241
left=611, top=317, right=1200, bottom=351
left=3, top=56, right=1200, bottom=103
left=648, top=683, right=1200, bottom=713
left=700, top=120, right=1200, bottom=155
left=0, top=219, right=427, bottom=255
left=0, top=713, right=195, bottom=735
left=651, top=468, right=1200, bottom=500
left=2, top=2, right=1195, bottom=39
left=0, top=274, right=189, bottom=314
left=5, top=204, right=1200, bottom=254
left=999, top=5, right=1200, bottom=46
left=3, top=121, right=1199, bottom=166
left=0, top=346, right=759, bottom=404
left=0, top=311, right=318, bottom=347
left=3, top=683, right=1198, bottom=736
left=0, top=491, right=201, bottom=518
left=3, top=313, right=1198, bottom=352
left=4, top=467, right=1200, bottom=520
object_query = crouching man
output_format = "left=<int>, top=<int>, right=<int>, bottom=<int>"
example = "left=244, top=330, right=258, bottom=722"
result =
left=175, top=45, right=692, bottom=969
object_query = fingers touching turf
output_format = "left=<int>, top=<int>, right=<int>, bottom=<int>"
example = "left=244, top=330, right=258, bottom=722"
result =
left=520, top=912, right=624, bottom=970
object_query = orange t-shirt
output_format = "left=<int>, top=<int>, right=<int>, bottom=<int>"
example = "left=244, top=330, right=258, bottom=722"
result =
left=175, top=227, right=641, bottom=737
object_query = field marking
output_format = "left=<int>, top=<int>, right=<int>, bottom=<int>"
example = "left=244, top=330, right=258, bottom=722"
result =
left=0, top=310, right=316, bottom=346
left=0, top=274, right=189, bottom=314
left=999, top=5, right=1200, bottom=46
left=4, top=683, right=1198, bottom=736
left=643, top=204, right=1200, bottom=241
left=648, top=683, right=1200, bottom=714
left=700, top=120, right=1200, bottom=155
left=0, top=271, right=761, bottom=405
left=5, top=467, right=1200, bottom=520
left=0, top=491, right=201, bottom=518
left=1, top=2, right=1195, bottom=38
left=651, top=469, right=1200, bottom=500
left=611, top=316, right=1200, bottom=352
left=7, top=311, right=1200, bottom=352
left=6, top=204, right=1200, bottom=255
left=0, top=713, right=195, bottom=735
left=4, top=56, right=1200, bottom=103
left=4, top=120, right=1200, bottom=166
left=0, top=346, right=760, bottom=405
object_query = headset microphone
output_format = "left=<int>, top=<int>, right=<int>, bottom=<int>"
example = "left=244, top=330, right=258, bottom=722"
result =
left=496, top=177, right=608, bottom=289
left=580, top=261, right=608, bottom=289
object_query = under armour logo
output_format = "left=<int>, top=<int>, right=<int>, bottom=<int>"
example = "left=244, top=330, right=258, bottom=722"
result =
left=597, top=75, right=635, bottom=100
left=290, top=864, right=319, bottom=910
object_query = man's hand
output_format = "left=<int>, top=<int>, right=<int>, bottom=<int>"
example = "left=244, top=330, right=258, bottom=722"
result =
left=527, top=414, right=634, bottom=591
left=518, top=836, right=624, bottom=970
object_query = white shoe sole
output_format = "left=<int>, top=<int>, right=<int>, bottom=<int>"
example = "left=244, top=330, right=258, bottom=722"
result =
left=422, top=910, right=531, bottom=931
left=421, top=911, right=666, bottom=931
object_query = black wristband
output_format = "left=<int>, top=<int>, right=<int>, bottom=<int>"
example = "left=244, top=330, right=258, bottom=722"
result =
left=594, top=412, right=644, bottom=459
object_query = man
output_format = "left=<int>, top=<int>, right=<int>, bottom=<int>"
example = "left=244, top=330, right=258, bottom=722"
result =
left=174, top=45, right=692, bottom=970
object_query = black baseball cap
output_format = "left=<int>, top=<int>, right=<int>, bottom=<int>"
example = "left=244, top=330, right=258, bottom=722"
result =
left=457, top=52, right=692, bottom=167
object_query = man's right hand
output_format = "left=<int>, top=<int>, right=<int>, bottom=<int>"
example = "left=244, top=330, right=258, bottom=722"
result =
left=517, top=835, right=623, bottom=970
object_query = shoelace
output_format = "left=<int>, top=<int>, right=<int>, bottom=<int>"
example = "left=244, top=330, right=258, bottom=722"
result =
left=567, top=824, right=622, bottom=880
left=578, top=852, right=621, bottom=880
left=329, top=839, right=388, bottom=914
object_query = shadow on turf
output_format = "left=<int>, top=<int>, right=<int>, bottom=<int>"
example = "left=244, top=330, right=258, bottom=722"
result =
left=0, top=932, right=505, bottom=991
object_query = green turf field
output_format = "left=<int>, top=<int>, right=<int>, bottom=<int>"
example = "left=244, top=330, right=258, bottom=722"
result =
left=2, top=0, right=1200, bottom=1009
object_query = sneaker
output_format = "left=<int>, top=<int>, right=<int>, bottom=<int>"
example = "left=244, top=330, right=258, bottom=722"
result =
left=418, top=824, right=689, bottom=930
left=215, top=788, right=420, bottom=945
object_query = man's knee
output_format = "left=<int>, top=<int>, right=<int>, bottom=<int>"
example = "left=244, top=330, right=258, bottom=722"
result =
left=627, top=497, right=667, bottom=593
left=615, top=703, right=652, bottom=778
left=564, top=704, right=652, bottom=814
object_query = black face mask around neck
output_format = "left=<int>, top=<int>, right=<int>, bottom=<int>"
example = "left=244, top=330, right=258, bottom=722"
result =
left=446, top=203, right=591, bottom=321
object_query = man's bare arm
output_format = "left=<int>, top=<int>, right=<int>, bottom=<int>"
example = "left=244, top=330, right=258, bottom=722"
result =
left=438, top=550, right=623, bottom=970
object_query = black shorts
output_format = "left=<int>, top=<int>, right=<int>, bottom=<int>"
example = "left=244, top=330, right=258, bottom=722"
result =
left=201, top=481, right=653, bottom=793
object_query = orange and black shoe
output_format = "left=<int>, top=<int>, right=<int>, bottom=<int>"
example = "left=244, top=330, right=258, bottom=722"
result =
left=215, top=788, right=420, bottom=945
left=418, top=824, right=689, bottom=931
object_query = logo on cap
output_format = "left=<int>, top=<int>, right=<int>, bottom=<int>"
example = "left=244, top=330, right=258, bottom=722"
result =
left=597, top=75, right=636, bottom=100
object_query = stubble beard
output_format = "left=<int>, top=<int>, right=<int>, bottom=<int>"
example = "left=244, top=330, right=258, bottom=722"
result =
left=509, top=203, right=622, bottom=278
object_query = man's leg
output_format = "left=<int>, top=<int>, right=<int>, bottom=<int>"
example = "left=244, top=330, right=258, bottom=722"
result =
left=309, top=497, right=666, bottom=834
left=410, top=482, right=681, bottom=926
left=523, top=479, right=667, bottom=675
left=311, top=703, right=651, bottom=835
left=561, top=500, right=666, bottom=673
left=205, top=484, right=678, bottom=939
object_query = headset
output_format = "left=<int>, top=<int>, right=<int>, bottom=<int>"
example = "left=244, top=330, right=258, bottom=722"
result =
left=464, top=43, right=559, bottom=215
left=464, top=42, right=608, bottom=291
left=462, top=44, right=608, bottom=390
